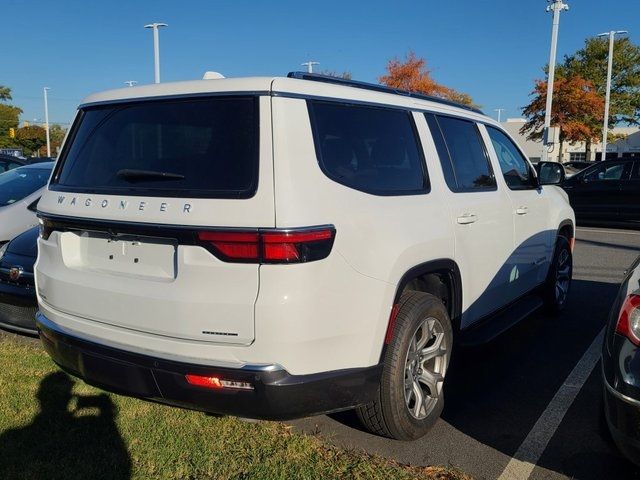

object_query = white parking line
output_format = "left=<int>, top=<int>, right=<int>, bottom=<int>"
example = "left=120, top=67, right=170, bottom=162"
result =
left=497, top=327, right=605, bottom=480
left=577, top=227, right=640, bottom=236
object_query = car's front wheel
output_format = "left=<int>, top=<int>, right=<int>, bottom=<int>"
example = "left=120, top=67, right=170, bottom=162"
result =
left=357, top=291, right=452, bottom=440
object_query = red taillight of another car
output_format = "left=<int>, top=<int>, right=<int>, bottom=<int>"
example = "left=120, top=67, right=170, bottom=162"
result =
left=197, top=226, right=336, bottom=264
left=615, top=294, right=640, bottom=346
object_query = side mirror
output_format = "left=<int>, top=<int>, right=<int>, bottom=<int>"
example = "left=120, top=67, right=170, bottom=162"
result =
left=537, top=162, right=565, bottom=186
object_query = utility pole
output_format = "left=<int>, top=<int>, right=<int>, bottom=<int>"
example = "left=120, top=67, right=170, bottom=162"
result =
left=494, top=108, right=506, bottom=122
left=124, top=80, right=138, bottom=87
left=597, top=30, right=627, bottom=161
left=301, top=61, right=320, bottom=73
left=43, top=87, right=51, bottom=157
left=541, top=0, right=569, bottom=162
left=144, top=22, right=168, bottom=83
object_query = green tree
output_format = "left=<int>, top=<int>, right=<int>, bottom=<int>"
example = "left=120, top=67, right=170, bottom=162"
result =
left=48, top=124, right=67, bottom=155
left=16, top=125, right=46, bottom=155
left=0, top=85, right=22, bottom=148
left=0, top=104, right=22, bottom=148
left=0, top=86, right=12, bottom=101
left=562, top=37, right=640, bottom=127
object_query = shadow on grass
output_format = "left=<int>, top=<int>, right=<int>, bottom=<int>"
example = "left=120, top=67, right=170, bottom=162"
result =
left=0, top=371, right=131, bottom=480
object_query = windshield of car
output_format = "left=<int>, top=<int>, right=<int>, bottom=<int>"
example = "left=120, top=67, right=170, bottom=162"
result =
left=0, top=166, right=52, bottom=207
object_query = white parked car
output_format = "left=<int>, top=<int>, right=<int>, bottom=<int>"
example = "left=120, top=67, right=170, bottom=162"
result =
left=0, top=162, right=54, bottom=245
left=35, top=73, right=574, bottom=440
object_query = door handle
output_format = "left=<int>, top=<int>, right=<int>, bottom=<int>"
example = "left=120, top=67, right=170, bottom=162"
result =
left=515, top=206, right=529, bottom=215
left=457, top=213, right=478, bottom=225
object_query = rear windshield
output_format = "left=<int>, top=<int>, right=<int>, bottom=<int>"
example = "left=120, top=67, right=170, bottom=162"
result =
left=52, top=96, right=259, bottom=198
left=0, top=167, right=51, bottom=207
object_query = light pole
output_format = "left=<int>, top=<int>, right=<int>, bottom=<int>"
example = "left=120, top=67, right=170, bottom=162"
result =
left=43, top=87, right=51, bottom=157
left=301, top=61, right=320, bottom=73
left=144, top=22, right=168, bottom=83
left=597, top=30, right=627, bottom=161
left=494, top=108, right=506, bottom=122
left=124, top=80, right=138, bottom=87
left=541, top=0, right=569, bottom=162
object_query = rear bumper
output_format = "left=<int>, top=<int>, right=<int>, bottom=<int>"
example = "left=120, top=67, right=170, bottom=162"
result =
left=603, top=375, right=640, bottom=466
left=36, top=312, right=382, bottom=420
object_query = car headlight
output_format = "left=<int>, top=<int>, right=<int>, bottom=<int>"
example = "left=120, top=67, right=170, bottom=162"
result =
left=0, top=242, right=8, bottom=261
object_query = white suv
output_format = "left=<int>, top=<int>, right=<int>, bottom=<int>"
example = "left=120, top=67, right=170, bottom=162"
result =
left=34, top=73, right=574, bottom=440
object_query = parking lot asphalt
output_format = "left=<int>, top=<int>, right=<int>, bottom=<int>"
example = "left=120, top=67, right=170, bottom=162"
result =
left=290, top=227, right=640, bottom=480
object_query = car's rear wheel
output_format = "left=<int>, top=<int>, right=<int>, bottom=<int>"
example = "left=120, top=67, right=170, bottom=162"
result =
left=357, top=291, right=452, bottom=440
left=543, top=235, right=573, bottom=313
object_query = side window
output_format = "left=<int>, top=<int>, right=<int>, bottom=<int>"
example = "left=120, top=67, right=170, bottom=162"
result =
left=486, top=126, right=535, bottom=190
left=583, top=162, right=628, bottom=183
left=425, top=113, right=496, bottom=192
left=308, top=101, right=429, bottom=195
left=631, top=162, right=640, bottom=179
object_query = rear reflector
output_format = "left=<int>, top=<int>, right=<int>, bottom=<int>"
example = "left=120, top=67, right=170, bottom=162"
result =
left=196, top=232, right=260, bottom=261
left=384, top=303, right=401, bottom=344
left=185, top=374, right=253, bottom=390
left=197, top=226, right=335, bottom=264
left=616, top=294, right=640, bottom=346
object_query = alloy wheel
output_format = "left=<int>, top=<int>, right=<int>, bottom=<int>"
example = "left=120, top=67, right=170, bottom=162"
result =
left=555, top=248, right=571, bottom=306
left=403, top=316, right=449, bottom=420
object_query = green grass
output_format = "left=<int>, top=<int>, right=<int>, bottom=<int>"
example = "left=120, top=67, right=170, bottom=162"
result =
left=0, top=335, right=469, bottom=480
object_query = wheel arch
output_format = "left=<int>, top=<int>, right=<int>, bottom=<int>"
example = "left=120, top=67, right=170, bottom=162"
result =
left=393, top=259, right=462, bottom=331
left=557, top=219, right=575, bottom=247
left=377, top=258, right=462, bottom=365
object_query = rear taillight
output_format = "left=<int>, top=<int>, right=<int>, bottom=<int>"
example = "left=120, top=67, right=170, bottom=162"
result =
left=615, top=294, right=640, bottom=346
left=197, top=226, right=335, bottom=264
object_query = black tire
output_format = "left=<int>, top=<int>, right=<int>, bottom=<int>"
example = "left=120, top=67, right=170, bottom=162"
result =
left=356, top=291, right=453, bottom=440
left=542, top=235, right=573, bottom=313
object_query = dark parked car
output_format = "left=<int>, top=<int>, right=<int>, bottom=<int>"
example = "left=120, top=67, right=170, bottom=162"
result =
left=26, top=156, right=56, bottom=164
left=563, top=160, right=593, bottom=178
left=0, top=154, right=26, bottom=173
left=561, top=158, right=639, bottom=227
left=0, top=227, right=38, bottom=335
left=603, top=255, right=640, bottom=465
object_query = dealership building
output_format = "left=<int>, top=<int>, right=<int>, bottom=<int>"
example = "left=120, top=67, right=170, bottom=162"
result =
left=501, top=118, right=640, bottom=163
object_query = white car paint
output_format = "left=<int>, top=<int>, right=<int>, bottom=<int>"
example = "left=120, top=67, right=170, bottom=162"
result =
left=35, top=77, right=574, bottom=378
left=0, top=163, right=54, bottom=243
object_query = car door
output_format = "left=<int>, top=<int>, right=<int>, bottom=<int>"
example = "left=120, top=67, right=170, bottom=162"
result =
left=563, top=161, right=632, bottom=222
left=619, top=161, right=640, bottom=226
left=424, top=113, right=514, bottom=327
left=483, top=125, right=552, bottom=296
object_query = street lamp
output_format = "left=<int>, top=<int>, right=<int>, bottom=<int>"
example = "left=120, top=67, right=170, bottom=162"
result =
left=541, top=0, right=569, bottom=162
left=494, top=108, right=506, bottom=122
left=301, top=61, right=320, bottom=73
left=144, top=22, right=168, bottom=83
left=43, top=87, right=51, bottom=157
left=124, top=80, right=138, bottom=87
left=597, top=30, right=628, bottom=161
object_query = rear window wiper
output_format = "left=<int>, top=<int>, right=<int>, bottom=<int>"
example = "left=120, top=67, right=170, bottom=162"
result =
left=116, top=169, right=185, bottom=182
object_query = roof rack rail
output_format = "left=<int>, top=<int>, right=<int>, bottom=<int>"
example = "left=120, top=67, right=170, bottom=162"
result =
left=286, top=71, right=483, bottom=115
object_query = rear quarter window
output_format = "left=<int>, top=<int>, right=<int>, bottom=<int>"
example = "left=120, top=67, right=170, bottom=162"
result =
left=52, top=96, right=259, bottom=198
left=308, top=101, right=429, bottom=196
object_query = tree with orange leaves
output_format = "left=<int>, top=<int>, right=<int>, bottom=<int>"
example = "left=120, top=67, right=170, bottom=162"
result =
left=379, top=51, right=477, bottom=108
left=520, top=75, right=604, bottom=160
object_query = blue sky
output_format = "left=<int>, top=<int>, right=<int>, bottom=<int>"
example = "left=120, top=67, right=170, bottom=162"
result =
left=3, top=0, right=639, bottom=126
